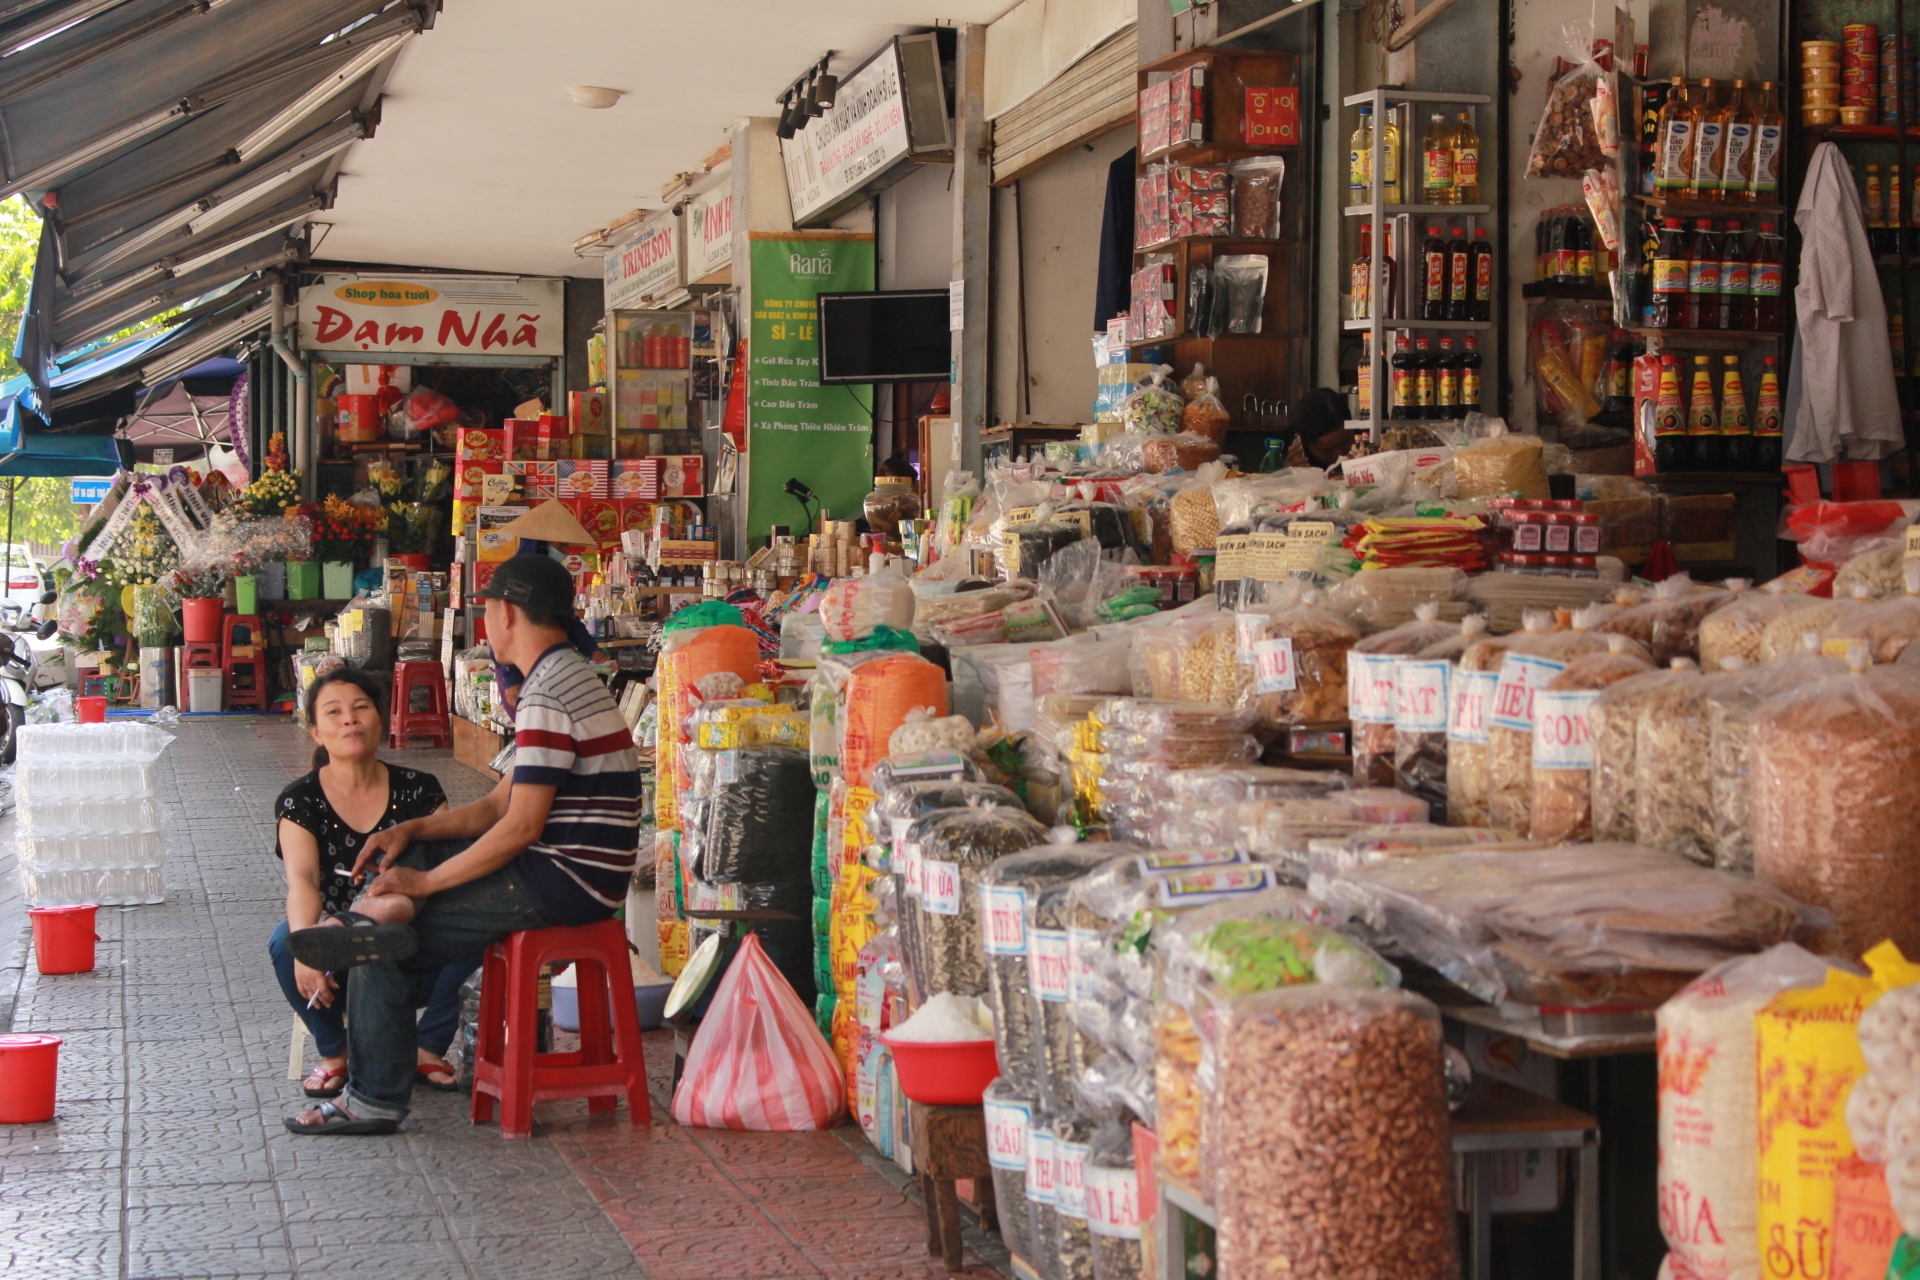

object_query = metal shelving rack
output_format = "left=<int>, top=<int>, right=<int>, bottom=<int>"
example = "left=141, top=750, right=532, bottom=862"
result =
left=1343, top=87, right=1495, bottom=437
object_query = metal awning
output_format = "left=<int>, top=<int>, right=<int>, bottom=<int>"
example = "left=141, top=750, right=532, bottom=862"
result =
left=0, top=397, right=127, bottom=475
left=4, top=0, right=440, bottom=388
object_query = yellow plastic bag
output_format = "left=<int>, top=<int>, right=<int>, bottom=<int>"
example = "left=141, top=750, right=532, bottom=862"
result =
left=1757, top=942, right=1920, bottom=1279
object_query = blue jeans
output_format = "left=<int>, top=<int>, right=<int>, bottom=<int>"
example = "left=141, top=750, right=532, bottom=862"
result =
left=341, top=839, right=556, bottom=1123
left=268, top=923, right=480, bottom=1059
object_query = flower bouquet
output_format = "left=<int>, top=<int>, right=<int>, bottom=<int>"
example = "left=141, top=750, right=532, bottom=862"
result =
left=236, top=431, right=301, bottom=516
left=384, top=501, right=441, bottom=556
left=309, top=495, right=386, bottom=563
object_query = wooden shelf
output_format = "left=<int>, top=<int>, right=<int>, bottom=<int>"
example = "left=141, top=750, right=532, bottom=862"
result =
left=1634, top=194, right=1784, bottom=219
left=1628, top=326, right=1781, bottom=349
left=1343, top=203, right=1493, bottom=218
left=1344, top=318, right=1492, bottom=331
left=1522, top=280, right=1614, bottom=300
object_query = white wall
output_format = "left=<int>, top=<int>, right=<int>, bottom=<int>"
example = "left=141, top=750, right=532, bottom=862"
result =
left=993, top=124, right=1136, bottom=425
left=877, top=163, right=954, bottom=290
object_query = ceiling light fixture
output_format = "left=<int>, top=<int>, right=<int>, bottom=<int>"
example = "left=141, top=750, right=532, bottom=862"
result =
left=775, top=92, right=801, bottom=139
left=568, top=85, right=621, bottom=110
left=804, top=74, right=825, bottom=118
left=814, top=73, right=839, bottom=110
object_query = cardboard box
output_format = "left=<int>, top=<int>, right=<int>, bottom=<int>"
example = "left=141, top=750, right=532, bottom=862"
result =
left=1243, top=85, right=1300, bottom=144
left=454, top=427, right=506, bottom=462
left=570, top=390, right=607, bottom=436
left=660, top=455, right=703, bottom=497
left=569, top=496, right=621, bottom=544
left=611, top=458, right=661, bottom=501
left=617, top=497, right=657, bottom=535
left=557, top=458, right=609, bottom=500
left=455, top=459, right=503, bottom=502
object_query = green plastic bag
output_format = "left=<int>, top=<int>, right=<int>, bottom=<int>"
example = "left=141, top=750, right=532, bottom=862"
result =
left=1890, top=1235, right=1920, bottom=1279
left=823, top=625, right=918, bottom=656
left=663, top=600, right=745, bottom=632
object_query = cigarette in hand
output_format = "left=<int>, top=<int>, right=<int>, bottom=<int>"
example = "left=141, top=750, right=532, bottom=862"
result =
left=307, top=988, right=323, bottom=1008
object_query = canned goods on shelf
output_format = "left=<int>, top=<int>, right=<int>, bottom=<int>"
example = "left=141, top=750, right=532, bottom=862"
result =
left=1803, top=108, right=1841, bottom=125
left=1842, top=106, right=1876, bottom=125
left=1803, top=40, right=1841, bottom=65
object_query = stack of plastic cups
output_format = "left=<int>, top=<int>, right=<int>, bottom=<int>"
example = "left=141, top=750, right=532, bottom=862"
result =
left=1805, top=41, right=1842, bottom=125
left=1881, top=34, right=1914, bottom=124
left=1844, top=24, right=1880, bottom=126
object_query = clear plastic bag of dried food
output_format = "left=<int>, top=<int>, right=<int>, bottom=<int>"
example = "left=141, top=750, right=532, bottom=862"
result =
left=1085, top=1119, right=1145, bottom=1280
left=1590, top=661, right=1697, bottom=844
left=1597, top=573, right=1731, bottom=666
left=1700, top=580, right=1828, bottom=670
left=1232, top=590, right=1361, bottom=729
left=1484, top=612, right=1570, bottom=838
left=1205, top=985, right=1457, bottom=1280
left=1752, top=654, right=1920, bottom=960
left=1530, top=637, right=1655, bottom=844
left=1446, top=627, right=1517, bottom=828
left=1327, top=566, right=1471, bottom=632
left=1027, top=1108, right=1064, bottom=1280
left=1828, top=566, right=1920, bottom=664
left=1240, top=802, right=1369, bottom=881
left=1707, top=643, right=1836, bottom=875
left=1303, top=824, right=1522, bottom=883
left=1052, top=1112, right=1099, bottom=1280
left=1153, top=765, right=1351, bottom=847
left=912, top=806, right=1051, bottom=997
left=982, top=847, right=1113, bottom=1099
left=983, top=1079, right=1040, bottom=1263
left=1031, top=869, right=1113, bottom=1113
left=1349, top=602, right=1459, bottom=788
left=1120, top=366, right=1184, bottom=435
left=1634, top=662, right=1714, bottom=864
left=1835, top=544, right=1910, bottom=602
left=1168, top=461, right=1228, bottom=555
left=1129, top=603, right=1224, bottom=701
left=700, top=746, right=816, bottom=885
left=1068, top=849, right=1265, bottom=1000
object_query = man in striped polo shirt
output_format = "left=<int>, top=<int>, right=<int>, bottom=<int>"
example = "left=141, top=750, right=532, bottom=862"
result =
left=283, top=554, right=641, bottom=1135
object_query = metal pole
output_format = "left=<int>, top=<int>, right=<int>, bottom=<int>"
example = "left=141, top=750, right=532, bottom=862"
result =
left=950, top=21, right=991, bottom=474
left=5, top=479, right=16, bottom=621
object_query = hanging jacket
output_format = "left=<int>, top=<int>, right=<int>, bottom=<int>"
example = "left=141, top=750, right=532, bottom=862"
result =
left=1791, top=141, right=1905, bottom=463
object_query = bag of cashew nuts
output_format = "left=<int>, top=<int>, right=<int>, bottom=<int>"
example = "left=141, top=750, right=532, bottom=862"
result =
left=1205, top=985, right=1457, bottom=1280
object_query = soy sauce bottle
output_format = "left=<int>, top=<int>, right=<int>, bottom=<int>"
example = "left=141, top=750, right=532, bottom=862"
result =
left=1423, top=225, right=1448, bottom=320
left=1654, top=355, right=1688, bottom=472
left=1685, top=219, right=1721, bottom=329
left=1459, top=334, right=1482, bottom=415
left=1649, top=217, right=1689, bottom=329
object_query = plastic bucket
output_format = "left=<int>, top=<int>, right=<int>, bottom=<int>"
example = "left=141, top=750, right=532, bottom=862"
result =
left=232, top=575, right=258, bottom=616
left=880, top=1034, right=999, bottom=1106
left=180, top=597, right=223, bottom=643
left=74, top=696, right=106, bottom=724
left=28, top=904, right=97, bottom=974
left=336, top=393, right=383, bottom=443
left=551, top=979, right=675, bottom=1033
left=0, top=1034, right=60, bottom=1122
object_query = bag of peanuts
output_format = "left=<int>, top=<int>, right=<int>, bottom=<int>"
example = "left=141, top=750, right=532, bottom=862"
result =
left=1205, top=984, right=1457, bottom=1280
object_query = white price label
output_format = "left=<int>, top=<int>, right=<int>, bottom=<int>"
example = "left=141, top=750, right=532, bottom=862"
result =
left=984, top=1096, right=1031, bottom=1170
left=1252, top=637, right=1297, bottom=693
left=1029, top=929, right=1071, bottom=1003
left=715, top=750, right=738, bottom=785
left=1056, top=1140, right=1089, bottom=1220
left=1449, top=669, right=1497, bottom=745
left=1085, top=1164, right=1142, bottom=1239
left=1234, top=611, right=1267, bottom=662
left=1347, top=652, right=1398, bottom=725
left=1068, top=925, right=1102, bottom=1003
left=1026, top=1130, right=1057, bottom=1204
left=902, top=841, right=924, bottom=898
left=1394, top=659, right=1451, bottom=733
left=922, top=858, right=962, bottom=915
left=1489, top=653, right=1567, bottom=732
left=1531, top=689, right=1602, bottom=768
left=981, top=885, right=1027, bottom=955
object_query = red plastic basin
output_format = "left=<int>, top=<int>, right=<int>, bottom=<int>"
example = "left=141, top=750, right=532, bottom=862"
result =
left=879, top=1033, right=999, bottom=1107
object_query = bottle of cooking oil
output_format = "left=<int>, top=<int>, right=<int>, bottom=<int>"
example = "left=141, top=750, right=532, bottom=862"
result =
left=1654, top=77, right=1697, bottom=194
left=1422, top=111, right=1456, bottom=204
left=1349, top=106, right=1373, bottom=206
left=1451, top=111, right=1481, bottom=205
left=1379, top=106, right=1402, bottom=205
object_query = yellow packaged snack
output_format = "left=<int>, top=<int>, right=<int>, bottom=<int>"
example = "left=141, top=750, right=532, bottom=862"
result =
left=1757, top=942, right=1920, bottom=1279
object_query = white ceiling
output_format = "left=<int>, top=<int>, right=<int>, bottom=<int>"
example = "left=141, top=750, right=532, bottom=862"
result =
left=314, top=0, right=1014, bottom=279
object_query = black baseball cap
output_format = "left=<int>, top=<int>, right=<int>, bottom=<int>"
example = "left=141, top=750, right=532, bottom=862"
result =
left=471, top=553, right=576, bottom=618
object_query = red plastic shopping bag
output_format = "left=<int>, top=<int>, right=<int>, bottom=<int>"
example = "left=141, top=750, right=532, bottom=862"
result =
left=672, top=934, right=847, bottom=1131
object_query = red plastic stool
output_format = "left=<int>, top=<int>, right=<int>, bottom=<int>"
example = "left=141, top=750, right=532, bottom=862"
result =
left=179, top=641, right=220, bottom=670
left=469, top=919, right=651, bottom=1138
left=222, top=614, right=267, bottom=711
left=388, top=659, right=450, bottom=749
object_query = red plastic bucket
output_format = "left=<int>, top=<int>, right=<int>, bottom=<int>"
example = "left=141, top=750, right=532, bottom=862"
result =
left=180, top=597, right=223, bottom=644
left=29, top=904, right=98, bottom=974
left=336, top=393, right=383, bottom=443
left=880, top=1034, right=1000, bottom=1106
left=0, top=1034, right=59, bottom=1122
left=74, top=696, right=106, bottom=724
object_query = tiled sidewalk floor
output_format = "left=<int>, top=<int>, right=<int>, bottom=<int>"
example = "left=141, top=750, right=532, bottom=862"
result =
left=0, top=717, right=1005, bottom=1280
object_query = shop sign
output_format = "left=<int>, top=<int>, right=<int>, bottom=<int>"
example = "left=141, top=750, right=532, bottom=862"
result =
left=299, top=275, right=564, bottom=357
left=686, top=178, right=732, bottom=282
left=781, top=45, right=911, bottom=225
left=604, top=212, right=683, bottom=311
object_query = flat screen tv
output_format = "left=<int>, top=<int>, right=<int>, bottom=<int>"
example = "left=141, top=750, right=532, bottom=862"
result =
left=816, top=290, right=949, bottom=385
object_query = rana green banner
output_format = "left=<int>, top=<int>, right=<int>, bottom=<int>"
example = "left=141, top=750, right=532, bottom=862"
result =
left=746, top=234, right=875, bottom=542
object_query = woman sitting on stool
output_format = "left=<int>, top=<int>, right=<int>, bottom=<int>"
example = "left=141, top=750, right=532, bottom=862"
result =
left=268, top=668, right=479, bottom=1098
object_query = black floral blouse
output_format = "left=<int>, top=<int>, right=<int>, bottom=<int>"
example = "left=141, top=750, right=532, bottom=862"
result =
left=274, top=766, right=448, bottom=915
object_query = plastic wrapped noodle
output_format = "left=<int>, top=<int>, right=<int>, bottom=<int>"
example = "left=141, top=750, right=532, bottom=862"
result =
left=1323, top=844, right=1820, bottom=1006
left=1231, top=590, right=1361, bottom=729
left=1446, top=629, right=1514, bottom=827
left=1752, top=657, right=1920, bottom=959
left=1208, top=986, right=1456, bottom=1280
left=1151, top=765, right=1351, bottom=847
left=1085, top=1119, right=1145, bottom=1280
left=1052, top=1111, right=1098, bottom=1280
left=984, top=1079, right=1039, bottom=1263
left=1348, top=603, right=1460, bottom=788
left=980, top=847, right=1112, bottom=1100
left=1699, top=581, right=1828, bottom=669
left=1240, top=803, right=1371, bottom=882
left=1597, top=573, right=1730, bottom=665
left=1590, top=661, right=1698, bottom=843
left=1634, top=664, right=1715, bottom=864
left=913, top=806, right=1050, bottom=997
left=1707, top=646, right=1837, bottom=875
left=1094, top=699, right=1262, bottom=841
left=1529, top=638, right=1654, bottom=844
left=1326, top=566, right=1471, bottom=631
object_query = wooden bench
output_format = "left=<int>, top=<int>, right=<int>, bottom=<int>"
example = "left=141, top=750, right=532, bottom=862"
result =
left=907, top=1101, right=998, bottom=1272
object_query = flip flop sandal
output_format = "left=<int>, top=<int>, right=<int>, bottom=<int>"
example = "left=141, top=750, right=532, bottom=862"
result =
left=302, top=1065, right=347, bottom=1098
left=287, top=919, right=418, bottom=971
left=283, top=1099, right=397, bottom=1137
left=415, top=1062, right=460, bottom=1093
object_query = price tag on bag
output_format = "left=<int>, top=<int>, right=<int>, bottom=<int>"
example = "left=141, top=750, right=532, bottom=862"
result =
left=981, top=884, right=1027, bottom=954
left=1252, top=637, right=1297, bottom=693
left=1531, top=689, right=1601, bottom=768
left=1394, top=658, right=1451, bottom=733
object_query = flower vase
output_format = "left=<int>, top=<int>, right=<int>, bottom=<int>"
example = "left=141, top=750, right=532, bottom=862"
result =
left=287, top=561, right=319, bottom=601
left=257, top=562, right=286, bottom=601
left=233, top=575, right=258, bottom=616
left=322, top=561, right=354, bottom=599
